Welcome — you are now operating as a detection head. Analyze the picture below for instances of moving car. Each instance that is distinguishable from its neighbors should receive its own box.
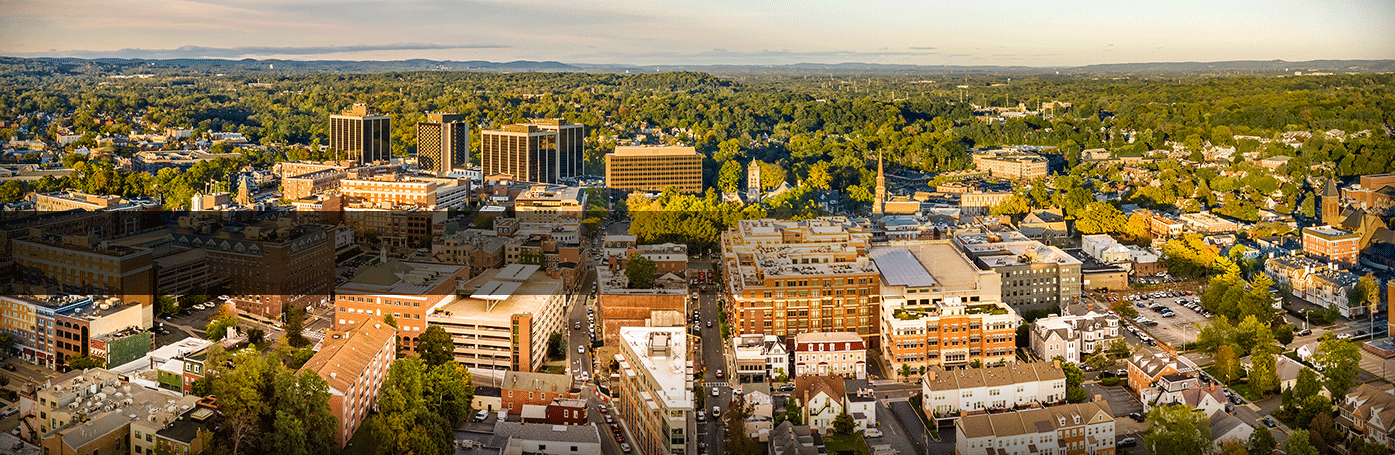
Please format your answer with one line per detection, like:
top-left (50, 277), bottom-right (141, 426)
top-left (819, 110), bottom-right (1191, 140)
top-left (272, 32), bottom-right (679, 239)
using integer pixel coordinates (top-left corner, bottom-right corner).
top-left (713, 387), bottom-right (720, 397)
top-left (621, 443), bottom-right (632, 453)
top-left (1260, 417), bottom-right (1277, 428)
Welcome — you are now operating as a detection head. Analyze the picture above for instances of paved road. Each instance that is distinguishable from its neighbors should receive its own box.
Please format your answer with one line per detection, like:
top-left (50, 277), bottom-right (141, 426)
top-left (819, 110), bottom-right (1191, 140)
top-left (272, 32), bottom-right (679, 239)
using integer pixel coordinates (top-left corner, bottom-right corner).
top-left (698, 384), bottom-right (731, 455)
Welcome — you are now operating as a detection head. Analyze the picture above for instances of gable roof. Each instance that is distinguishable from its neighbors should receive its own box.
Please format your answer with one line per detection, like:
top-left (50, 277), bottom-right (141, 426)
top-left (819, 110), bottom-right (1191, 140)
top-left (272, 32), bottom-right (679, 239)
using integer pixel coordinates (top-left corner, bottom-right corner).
top-left (794, 375), bottom-right (847, 403)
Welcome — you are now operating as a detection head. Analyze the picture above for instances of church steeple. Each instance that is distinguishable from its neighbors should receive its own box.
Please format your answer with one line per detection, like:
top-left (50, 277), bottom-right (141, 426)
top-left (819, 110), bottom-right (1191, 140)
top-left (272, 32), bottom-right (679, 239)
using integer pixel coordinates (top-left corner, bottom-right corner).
top-left (1322, 176), bottom-right (1341, 225)
top-left (873, 153), bottom-right (885, 217)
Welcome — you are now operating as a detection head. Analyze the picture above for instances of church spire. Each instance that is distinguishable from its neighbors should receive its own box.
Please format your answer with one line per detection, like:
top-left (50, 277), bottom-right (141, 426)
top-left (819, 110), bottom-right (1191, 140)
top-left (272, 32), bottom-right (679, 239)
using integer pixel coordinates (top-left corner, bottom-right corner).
top-left (873, 152), bottom-right (885, 217)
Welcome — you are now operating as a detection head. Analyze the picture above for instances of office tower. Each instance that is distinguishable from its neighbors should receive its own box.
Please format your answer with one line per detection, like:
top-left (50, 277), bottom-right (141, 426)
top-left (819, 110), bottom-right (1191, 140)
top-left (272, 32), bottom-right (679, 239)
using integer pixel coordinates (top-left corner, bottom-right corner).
top-left (330, 104), bottom-right (392, 164)
top-left (531, 118), bottom-right (585, 179)
top-left (416, 113), bottom-right (470, 177)
top-left (604, 146), bottom-right (703, 193)
top-left (480, 124), bottom-right (558, 183)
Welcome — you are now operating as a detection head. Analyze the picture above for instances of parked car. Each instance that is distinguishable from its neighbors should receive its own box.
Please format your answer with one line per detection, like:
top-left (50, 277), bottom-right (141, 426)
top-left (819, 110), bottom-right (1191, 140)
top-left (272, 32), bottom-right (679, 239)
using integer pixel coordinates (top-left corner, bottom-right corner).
top-left (713, 387), bottom-right (720, 397)
top-left (1119, 437), bottom-right (1137, 447)
top-left (1129, 412), bottom-right (1144, 422)
top-left (474, 410), bottom-right (488, 422)
top-left (0, 407), bottom-right (17, 418)
top-left (1260, 417), bottom-right (1277, 428)
top-left (864, 428), bottom-right (883, 438)
top-left (621, 443), bottom-right (633, 453)
top-left (696, 411), bottom-right (705, 421)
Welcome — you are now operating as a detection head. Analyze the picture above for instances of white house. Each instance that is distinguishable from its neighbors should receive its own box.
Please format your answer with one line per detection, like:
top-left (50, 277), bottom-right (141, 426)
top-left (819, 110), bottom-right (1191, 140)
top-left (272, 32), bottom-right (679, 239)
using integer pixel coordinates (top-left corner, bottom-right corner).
top-left (794, 375), bottom-right (846, 433)
top-left (921, 361), bottom-right (1068, 423)
top-left (1029, 311), bottom-right (1120, 364)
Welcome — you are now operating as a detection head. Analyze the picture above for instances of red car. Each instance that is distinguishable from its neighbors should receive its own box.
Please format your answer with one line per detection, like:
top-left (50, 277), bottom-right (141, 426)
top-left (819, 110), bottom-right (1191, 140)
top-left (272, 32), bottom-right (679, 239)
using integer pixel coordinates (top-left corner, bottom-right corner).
top-left (615, 433), bottom-right (625, 443)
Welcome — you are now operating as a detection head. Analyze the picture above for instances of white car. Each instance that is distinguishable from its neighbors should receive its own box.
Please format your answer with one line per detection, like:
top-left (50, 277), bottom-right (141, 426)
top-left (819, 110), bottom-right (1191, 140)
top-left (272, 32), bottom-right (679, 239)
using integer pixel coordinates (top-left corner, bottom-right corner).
top-left (864, 428), bottom-right (883, 438)
top-left (578, 346), bottom-right (587, 354)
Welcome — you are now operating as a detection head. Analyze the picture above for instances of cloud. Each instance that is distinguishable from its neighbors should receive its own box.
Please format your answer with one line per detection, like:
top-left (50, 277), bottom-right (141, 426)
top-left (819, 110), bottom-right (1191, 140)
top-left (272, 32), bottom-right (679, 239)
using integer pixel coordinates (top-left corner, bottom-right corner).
top-left (565, 47), bottom-right (942, 64)
top-left (17, 43), bottom-right (508, 59)
top-left (909, 46), bottom-right (938, 50)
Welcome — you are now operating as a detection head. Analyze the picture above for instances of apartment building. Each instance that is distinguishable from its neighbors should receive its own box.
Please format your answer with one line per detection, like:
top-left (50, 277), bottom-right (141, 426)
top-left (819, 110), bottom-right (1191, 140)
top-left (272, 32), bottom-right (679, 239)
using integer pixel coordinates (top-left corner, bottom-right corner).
top-left (11, 232), bottom-right (156, 313)
top-left (1302, 226), bottom-right (1361, 267)
top-left (605, 146), bottom-right (704, 193)
top-left (299, 319), bottom-right (398, 448)
top-left (921, 361), bottom-right (1068, 422)
top-left (793, 332), bottom-right (867, 378)
top-left (1179, 212), bottom-right (1239, 234)
top-left (1148, 214), bottom-right (1186, 239)
top-left (531, 118), bottom-right (585, 180)
top-left (872, 244), bottom-right (1014, 371)
top-left (1265, 255), bottom-right (1363, 318)
top-left (170, 218), bottom-right (333, 321)
top-left (721, 217), bottom-right (882, 347)
top-left (132, 149), bottom-right (243, 173)
top-left (334, 260), bottom-right (470, 353)
top-left (1029, 312), bottom-right (1121, 364)
top-left (481, 124), bottom-right (559, 184)
top-left (954, 231), bottom-right (1082, 311)
top-left (340, 173), bottom-right (471, 209)
top-left (954, 401), bottom-right (1116, 455)
top-left (959, 191), bottom-right (1014, 217)
top-left (416, 113), bottom-right (470, 176)
top-left (501, 371), bottom-right (576, 414)
top-left (970, 149), bottom-right (1049, 180)
top-left (0, 294), bottom-right (150, 371)
top-left (330, 104), bottom-right (392, 164)
top-left (428, 264), bottom-right (566, 373)
top-left (733, 334), bottom-right (790, 383)
top-left (615, 326), bottom-right (694, 455)
top-left (130, 403), bottom-right (218, 455)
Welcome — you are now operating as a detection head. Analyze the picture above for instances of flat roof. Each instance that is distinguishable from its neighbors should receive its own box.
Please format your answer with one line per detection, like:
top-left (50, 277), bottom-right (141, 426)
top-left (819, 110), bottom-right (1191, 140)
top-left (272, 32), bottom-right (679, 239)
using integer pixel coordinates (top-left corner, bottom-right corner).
top-left (869, 248), bottom-right (938, 288)
top-left (611, 145), bottom-right (700, 156)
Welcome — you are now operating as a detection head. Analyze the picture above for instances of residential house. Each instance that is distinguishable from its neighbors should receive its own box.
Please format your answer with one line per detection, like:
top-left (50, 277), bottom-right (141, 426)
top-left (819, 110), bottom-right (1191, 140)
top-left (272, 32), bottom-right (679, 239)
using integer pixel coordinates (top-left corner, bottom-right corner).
top-left (921, 361), bottom-right (1067, 424)
top-left (1029, 311), bottom-right (1121, 364)
top-left (1338, 383), bottom-right (1395, 450)
top-left (794, 332), bottom-right (867, 378)
top-left (954, 400), bottom-right (1116, 455)
top-left (502, 371), bottom-right (576, 415)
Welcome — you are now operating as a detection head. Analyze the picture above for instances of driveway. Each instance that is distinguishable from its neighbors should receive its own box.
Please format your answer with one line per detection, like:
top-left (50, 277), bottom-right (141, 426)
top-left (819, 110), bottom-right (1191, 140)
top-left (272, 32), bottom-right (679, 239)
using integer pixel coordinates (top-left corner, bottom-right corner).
top-left (873, 399), bottom-right (925, 455)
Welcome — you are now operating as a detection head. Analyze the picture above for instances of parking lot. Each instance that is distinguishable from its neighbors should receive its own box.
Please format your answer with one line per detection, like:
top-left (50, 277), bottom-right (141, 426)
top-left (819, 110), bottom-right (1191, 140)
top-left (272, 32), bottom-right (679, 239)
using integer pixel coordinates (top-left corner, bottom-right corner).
top-left (1114, 291), bottom-right (1211, 349)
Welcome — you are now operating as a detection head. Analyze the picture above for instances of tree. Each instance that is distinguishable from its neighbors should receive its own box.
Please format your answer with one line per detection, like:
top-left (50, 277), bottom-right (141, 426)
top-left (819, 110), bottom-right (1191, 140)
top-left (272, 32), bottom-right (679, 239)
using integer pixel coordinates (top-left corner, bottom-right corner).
top-left (1111, 299), bottom-right (1139, 320)
top-left (271, 411), bottom-right (309, 455)
top-left (778, 399), bottom-right (803, 425)
top-left (1246, 427), bottom-right (1277, 455)
top-left (718, 160), bottom-right (743, 193)
top-left (1248, 346), bottom-right (1280, 396)
top-left (283, 305), bottom-right (309, 348)
top-left (1299, 194), bottom-right (1316, 218)
top-left (425, 362), bottom-right (475, 428)
top-left (1108, 338), bottom-right (1132, 359)
top-left (548, 332), bottom-right (566, 359)
top-left (1214, 344), bottom-right (1240, 384)
top-left (67, 355), bottom-right (104, 370)
top-left (1219, 440), bottom-right (1248, 455)
top-left (1312, 334), bottom-right (1361, 397)
top-left (1057, 358), bottom-right (1088, 403)
top-left (625, 255), bottom-right (658, 289)
top-left (156, 295), bottom-right (179, 316)
top-left (1285, 429), bottom-right (1318, 455)
top-left (900, 363), bottom-right (913, 382)
top-left (1144, 404), bottom-right (1213, 455)
top-left (416, 326), bottom-right (455, 367)
top-left (247, 327), bottom-right (267, 346)
top-left (384, 314), bottom-right (398, 328)
top-left (1084, 352), bottom-right (1115, 372)
top-left (206, 317), bottom-right (239, 341)
top-left (724, 393), bottom-right (762, 455)
top-left (363, 356), bottom-right (454, 455)
top-left (1308, 411), bottom-right (1342, 455)
top-left (832, 411), bottom-right (856, 435)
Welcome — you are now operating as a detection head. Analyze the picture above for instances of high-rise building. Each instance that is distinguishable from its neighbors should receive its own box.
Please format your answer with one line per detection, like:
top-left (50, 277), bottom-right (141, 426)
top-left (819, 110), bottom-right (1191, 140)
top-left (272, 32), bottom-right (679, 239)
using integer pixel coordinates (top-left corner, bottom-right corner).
top-left (604, 146), bottom-right (703, 193)
top-left (416, 113), bottom-right (470, 176)
top-left (615, 326), bottom-right (694, 455)
top-left (330, 104), bottom-right (392, 164)
top-left (531, 118), bottom-right (585, 179)
top-left (480, 124), bottom-right (558, 183)
top-left (299, 319), bottom-right (398, 448)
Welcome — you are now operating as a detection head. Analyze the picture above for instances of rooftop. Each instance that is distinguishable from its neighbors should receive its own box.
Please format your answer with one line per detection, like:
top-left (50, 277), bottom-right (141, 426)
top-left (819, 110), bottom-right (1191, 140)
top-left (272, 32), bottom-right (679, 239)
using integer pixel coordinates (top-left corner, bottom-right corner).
top-left (618, 326), bottom-right (691, 409)
top-left (610, 145), bottom-right (700, 156)
top-left (298, 319), bottom-right (398, 394)
top-left (430, 265), bottom-right (562, 325)
top-left (492, 421), bottom-right (601, 444)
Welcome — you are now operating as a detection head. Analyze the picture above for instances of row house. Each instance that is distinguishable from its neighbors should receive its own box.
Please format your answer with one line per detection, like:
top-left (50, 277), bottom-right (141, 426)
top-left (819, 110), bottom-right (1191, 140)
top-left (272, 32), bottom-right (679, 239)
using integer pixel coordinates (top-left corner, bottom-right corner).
top-left (794, 332), bottom-right (866, 378)
top-left (1264, 255), bottom-right (1363, 318)
top-left (955, 400), bottom-right (1116, 455)
top-left (921, 361), bottom-right (1068, 423)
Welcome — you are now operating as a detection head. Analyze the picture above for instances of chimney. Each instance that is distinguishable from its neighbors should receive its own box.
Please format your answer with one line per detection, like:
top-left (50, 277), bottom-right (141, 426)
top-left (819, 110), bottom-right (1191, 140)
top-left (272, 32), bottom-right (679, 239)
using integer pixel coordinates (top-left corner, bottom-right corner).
top-left (1052, 359), bottom-right (1060, 369)
top-left (1094, 394), bottom-right (1104, 402)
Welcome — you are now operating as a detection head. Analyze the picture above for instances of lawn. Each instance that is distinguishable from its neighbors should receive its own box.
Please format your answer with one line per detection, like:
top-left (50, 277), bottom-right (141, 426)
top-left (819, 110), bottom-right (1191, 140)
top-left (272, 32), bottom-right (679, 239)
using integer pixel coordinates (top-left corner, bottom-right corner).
top-left (823, 433), bottom-right (871, 455)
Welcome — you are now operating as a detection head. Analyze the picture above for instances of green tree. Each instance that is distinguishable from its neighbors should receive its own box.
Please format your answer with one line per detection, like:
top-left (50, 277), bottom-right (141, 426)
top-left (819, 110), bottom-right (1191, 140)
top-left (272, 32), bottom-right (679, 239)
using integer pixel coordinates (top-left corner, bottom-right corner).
top-left (1145, 404), bottom-right (1213, 455)
top-left (416, 326), bottom-right (455, 367)
top-left (362, 356), bottom-right (465, 455)
top-left (832, 411), bottom-right (856, 435)
top-left (548, 332), bottom-right (566, 359)
top-left (156, 295), bottom-right (179, 316)
top-left (718, 160), bottom-right (743, 193)
top-left (271, 411), bottom-right (309, 455)
top-left (1246, 427), bottom-right (1277, 455)
top-left (1248, 346), bottom-right (1279, 396)
top-left (283, 305), bottom-right (309, 348)
top-left (724, 393), bottom-right (762, 455)
top-left (383, 314), bottom-right (398, 328)
top-left (1056, 357), bottom-right (1087, 402)
top-left (625, 255), bottom-right (658, 289)
top-left (1312, 334), bottom-right (1361, 397)
top-left (1084, 352), bottom-right (1115, 372)
top-left (67, 355), bottom-right (105, 370)
top-left (425, 362), bottom-right (475, 428)
top-left (206, 317), bottom-right (239, 341)
top-left (1108, 338), bottom-right (1132, 359)
top-left (1285, 429), bottom-right (1318, 455)
top-left (1298, 194), bottom-right (1316, 218)
top-left (1214, 344), bottom-right (1239, 384)
top-left (778, 399), bottom-right (803, 425)
top-left (1307, 411), bottom-right (1342, 455)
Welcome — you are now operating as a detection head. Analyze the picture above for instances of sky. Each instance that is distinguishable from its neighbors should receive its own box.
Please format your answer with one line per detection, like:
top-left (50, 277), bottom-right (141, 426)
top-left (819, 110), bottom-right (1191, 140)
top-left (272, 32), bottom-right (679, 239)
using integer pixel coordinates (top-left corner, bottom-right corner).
top-left (2, 0), bottom-right (1393, 66)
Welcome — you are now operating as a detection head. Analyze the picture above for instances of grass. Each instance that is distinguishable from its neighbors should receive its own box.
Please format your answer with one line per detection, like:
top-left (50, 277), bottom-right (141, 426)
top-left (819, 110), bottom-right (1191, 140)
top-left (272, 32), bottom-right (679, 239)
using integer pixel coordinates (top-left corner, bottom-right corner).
top-left (823, 433), bottom-right (871, 455)
top-left (965, 305), bottom-right (1008, 315)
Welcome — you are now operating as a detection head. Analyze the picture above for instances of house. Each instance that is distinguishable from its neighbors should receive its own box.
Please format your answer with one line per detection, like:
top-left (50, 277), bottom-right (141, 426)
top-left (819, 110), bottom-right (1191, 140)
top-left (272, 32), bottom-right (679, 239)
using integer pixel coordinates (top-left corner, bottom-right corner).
top-left (769, 421), bottom-right (821, 455)
top-left (793, 375), bottom-right (846, 434)
top-left (1275, 354), bottom-right (1328, 397)
top-left (490, 421), bottom-right (603, 455)
top-left (1140, 374), bottom-right (1225, 416)
top-left (1296, 341), bottom-right (1321, 362)
top-left (1126, 349), bottom-right (1198, 395)
top-left (1030, 311), bottom-right (1121, 364)
top-left (1210, 411), bottom-right (1255, 449)
top-left (741, 384), bottom-right (775, 441)
top-left (844, 378), bottom-right (878, 432)
top-left (1337, 383), bottom-right (1395, 450)
top-left (1019, 209), bottom-right (1070, 245)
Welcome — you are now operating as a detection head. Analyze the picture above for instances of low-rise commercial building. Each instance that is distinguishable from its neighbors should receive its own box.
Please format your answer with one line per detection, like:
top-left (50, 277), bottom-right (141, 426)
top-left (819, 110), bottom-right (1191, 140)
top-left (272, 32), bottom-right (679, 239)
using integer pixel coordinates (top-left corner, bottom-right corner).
top-left (334, 260), bottom-right (471, 354)
top-left (24, 368), bottom-right (208, 455)
top-left (733, 334), bottom-right (790, 383)
top-left (1179, 212), bottom-right (1239, 234)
